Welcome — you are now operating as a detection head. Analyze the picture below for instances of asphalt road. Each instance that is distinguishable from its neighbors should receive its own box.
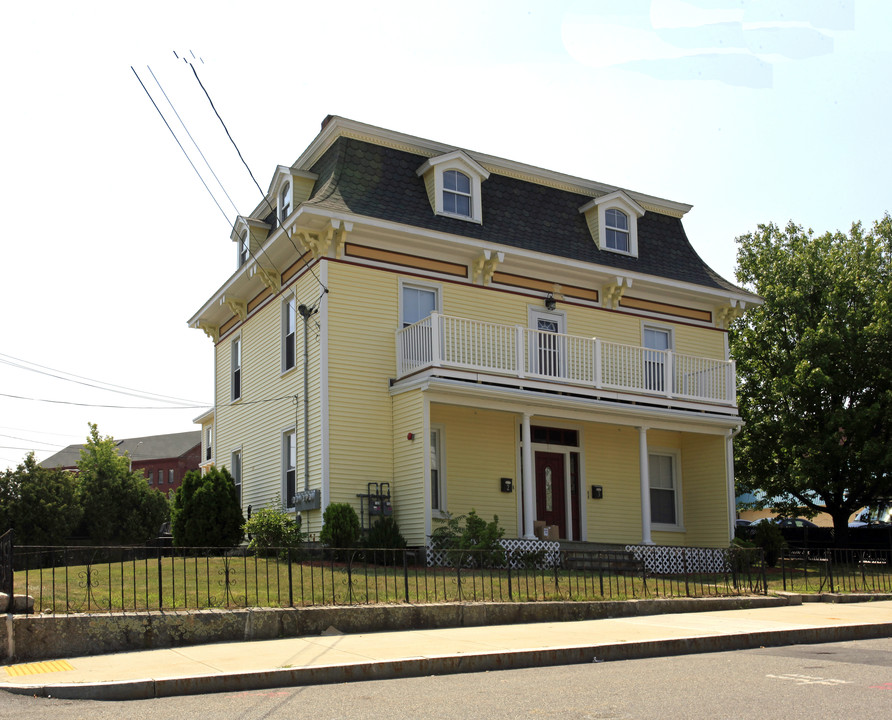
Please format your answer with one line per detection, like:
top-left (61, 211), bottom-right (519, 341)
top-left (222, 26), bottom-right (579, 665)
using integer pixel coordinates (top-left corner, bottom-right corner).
top-left (2, 638), bottom-right (890, 719)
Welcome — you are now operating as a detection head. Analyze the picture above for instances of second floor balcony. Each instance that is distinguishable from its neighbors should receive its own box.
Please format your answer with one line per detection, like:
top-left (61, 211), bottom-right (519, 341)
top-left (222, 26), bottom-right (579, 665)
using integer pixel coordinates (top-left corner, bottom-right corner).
top-left (396, 313), bottom-right (736, 408)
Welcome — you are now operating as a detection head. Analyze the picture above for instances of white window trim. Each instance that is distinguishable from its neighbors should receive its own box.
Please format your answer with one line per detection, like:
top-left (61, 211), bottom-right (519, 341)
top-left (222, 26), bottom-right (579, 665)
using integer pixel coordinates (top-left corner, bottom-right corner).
top-left (230, 334), bottom-right (242, 403)
top-left (282, 428), bottom-right (297, 510)
top-left (416, 150), bottom-right (489, 224)
top-left (230, 448), bottom-right (242, 506)
top-left (641, 322), bottom-right (674, 350)
top-left (237, 229), bottom-right (249, 268)
top-left (580, 190), bottom-right (645, 258)
top-left (430, 424), bottom-right (447, 518)
top-left (282, 294), bottom-right (297, 375)
top-left (279, 181), bottom-right (292, 221)
top-left (649, 448), bottom-right (684, 532)
top-left (399, 278), bottom-right (442, 328)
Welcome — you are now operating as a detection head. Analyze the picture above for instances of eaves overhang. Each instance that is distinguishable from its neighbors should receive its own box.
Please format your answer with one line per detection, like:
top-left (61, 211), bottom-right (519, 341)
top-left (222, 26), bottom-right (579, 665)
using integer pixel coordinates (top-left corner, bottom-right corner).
top-left (393, 375), bottom-right (743, 435)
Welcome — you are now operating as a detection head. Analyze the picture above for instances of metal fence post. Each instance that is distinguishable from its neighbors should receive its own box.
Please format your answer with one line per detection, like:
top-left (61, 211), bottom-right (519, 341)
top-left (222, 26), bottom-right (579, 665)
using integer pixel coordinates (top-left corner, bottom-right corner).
top-left (403, 549), bottom-right (410, 603)
top-left (157, 545), bottom-right (163, 611)
top-left (0, 530), bottom-right (13, 602)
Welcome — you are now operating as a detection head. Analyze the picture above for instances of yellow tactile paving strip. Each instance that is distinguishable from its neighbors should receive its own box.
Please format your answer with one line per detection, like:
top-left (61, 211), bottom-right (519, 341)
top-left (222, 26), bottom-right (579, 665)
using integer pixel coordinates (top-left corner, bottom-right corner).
top-left (3, 660), bottom-right (74, 677)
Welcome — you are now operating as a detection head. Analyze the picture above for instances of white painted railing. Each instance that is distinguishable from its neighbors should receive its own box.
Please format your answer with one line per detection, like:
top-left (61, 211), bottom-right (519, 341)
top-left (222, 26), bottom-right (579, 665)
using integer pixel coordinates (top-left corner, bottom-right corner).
top-left (396, 313), bottom-right (736, 405)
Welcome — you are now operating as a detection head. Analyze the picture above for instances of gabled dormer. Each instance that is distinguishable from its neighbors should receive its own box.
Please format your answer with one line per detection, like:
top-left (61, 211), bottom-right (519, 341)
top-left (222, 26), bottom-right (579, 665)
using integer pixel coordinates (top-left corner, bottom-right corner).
top-left (231, 216), bottom-right (271, 269)
top-left (579, 190), bottom-right (646, 258)
top-left (269, 166), bottom-right (318, 225)
top-left (416, 150), bottom-right (490, 224)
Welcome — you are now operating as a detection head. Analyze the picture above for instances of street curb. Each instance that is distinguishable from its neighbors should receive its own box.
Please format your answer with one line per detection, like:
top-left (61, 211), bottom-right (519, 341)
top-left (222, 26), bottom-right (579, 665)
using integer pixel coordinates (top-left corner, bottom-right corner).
top-left (6, 620), bottom-right (892, 701)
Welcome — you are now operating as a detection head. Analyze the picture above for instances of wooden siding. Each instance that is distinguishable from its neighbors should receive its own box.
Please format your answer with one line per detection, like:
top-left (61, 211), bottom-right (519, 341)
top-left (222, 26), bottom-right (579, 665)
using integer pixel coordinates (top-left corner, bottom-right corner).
top-left (392, 390), bottom-right (426, 545)
top-left (677, 433), bottom-right (729, 546)
top-left (325, 262), bottom-right (397, 514)
top-left (430, 404), bottom-right (519, 538)
top-left (213, 270), bottom-right (324, 535)
top-left (583, 425), bottom-right (642, 545)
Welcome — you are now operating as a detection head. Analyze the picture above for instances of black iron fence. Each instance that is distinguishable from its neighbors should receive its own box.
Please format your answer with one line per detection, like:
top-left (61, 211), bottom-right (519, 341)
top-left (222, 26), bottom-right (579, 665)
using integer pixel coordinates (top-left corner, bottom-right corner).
top-left (776, 548), bottom-right (892, 594)
top-left (3, 543), bottom-right (772, 614)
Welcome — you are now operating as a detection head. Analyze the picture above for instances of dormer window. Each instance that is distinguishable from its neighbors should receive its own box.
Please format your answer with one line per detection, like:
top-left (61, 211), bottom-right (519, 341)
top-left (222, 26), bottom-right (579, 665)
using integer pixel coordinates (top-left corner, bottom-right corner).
top-left (417, 150), bottom-right (489, 224)
top-left (238, 230), bottom-right (249, 267)
top-left (579, 190), bottom-right (646, 258)
top-left (605, 208), bottom-right (630, 252)
top-left (279, 181), bottom-right (292, 221)
top-left (443, 170), bottom-right (471, 217)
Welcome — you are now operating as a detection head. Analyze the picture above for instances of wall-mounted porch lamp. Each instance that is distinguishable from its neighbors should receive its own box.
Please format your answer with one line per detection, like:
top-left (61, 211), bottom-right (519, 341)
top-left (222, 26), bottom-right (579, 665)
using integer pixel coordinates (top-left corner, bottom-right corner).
top-left (544, 292), bottom-right (556, 311)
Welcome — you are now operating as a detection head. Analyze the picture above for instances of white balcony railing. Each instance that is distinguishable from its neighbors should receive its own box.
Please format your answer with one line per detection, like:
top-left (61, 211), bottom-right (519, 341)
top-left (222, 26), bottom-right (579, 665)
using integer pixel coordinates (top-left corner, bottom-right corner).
top-left (397, 313), bottom-right (736, 406)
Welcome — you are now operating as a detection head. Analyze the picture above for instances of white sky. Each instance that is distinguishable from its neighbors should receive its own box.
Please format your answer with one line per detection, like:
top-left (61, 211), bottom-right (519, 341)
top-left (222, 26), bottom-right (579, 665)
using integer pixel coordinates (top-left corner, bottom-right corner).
top-left (1, 0), bottom-right (889, 470)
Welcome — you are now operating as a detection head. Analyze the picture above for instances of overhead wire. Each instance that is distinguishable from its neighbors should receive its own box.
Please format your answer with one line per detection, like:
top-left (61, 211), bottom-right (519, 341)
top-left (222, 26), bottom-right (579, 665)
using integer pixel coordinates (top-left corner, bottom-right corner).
top-left (132, 64), bottom-right (281, 277)
top-left (0, 352), bottom-right (209, 406)
top-left (180, 54), bottom-right (328, 295)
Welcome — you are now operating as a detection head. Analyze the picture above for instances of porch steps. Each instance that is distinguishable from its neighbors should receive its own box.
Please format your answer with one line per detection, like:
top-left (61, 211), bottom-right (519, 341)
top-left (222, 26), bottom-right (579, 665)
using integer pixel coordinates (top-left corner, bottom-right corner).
top-left (559, 541), bottom-right (643, 574)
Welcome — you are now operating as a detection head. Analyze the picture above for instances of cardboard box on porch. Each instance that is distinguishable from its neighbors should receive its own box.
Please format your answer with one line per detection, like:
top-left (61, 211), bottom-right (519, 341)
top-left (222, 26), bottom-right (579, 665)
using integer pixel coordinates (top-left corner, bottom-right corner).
top-left (542, 524), bottom-right (560, 540)
top-left (533, 521), bottom-right (546, 539)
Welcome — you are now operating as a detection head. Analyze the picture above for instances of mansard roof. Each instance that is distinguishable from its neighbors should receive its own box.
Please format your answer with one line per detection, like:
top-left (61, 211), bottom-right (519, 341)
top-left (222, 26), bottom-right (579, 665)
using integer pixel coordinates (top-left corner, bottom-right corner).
top-left (300, 134), bottom-right (740, 293)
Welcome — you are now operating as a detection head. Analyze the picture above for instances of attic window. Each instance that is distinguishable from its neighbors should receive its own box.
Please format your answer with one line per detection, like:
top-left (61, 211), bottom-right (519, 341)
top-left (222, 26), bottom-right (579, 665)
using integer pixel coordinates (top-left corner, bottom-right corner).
top-left (605, 209), bottom-right (630, 252)
top-left (238, 230), bottom-right (249, 267)
top-left (279, 182), bottom-right (292, 221)
top-left (416, 150), bottom-right (489, 225)
top-left (443, 170), bottom-right (471, 217)
top-left (579, 190), bottom-right (645, 259)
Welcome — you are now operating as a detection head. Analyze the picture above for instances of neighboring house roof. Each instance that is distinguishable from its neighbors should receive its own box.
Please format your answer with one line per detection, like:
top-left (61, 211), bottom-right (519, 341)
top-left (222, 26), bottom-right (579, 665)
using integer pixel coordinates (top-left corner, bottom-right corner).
top-left (40, 431), bottom-right (202, 470)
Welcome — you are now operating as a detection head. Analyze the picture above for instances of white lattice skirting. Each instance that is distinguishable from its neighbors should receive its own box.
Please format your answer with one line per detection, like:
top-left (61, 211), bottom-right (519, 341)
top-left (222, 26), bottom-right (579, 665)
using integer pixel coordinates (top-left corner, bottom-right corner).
top-left (426, 538), bottom-right (561, 569)
top-left (625, 545), bottom-right (731, 574)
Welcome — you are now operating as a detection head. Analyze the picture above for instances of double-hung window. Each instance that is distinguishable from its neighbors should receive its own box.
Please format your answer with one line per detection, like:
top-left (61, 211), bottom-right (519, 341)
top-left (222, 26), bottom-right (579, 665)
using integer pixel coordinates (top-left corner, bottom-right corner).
top-left (279, 182), bottom-right (292, 221)
top-left (442, 170), bottom-right (471, 217)
top-left (231, 450), bottom-right (242, 507)
top-left (401, 284), bottom-right (438, 327)
top-left (238, 230), bottom-right (249, 267)
top-left (283, 431), bottom-right (296, 508)
top-left (283, 297), bottom-right (296, 372)
top-left (231, 337), bottom-right (242, 401)
top-left (430, 426), bottom-right (445, 512)
top-left (649, 453), bottom-right (680, 527)
top-left (205, 427), bottom-right (213, 461)
top-left (605, 208), bottom-right (630, 252)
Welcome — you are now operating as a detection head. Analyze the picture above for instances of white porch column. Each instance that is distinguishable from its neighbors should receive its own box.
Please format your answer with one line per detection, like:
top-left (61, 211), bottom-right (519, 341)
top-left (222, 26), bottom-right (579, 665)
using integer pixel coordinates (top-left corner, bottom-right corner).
top-left (726, 427), bottom-right (739, 543)
top-left (521, 413), bottom-right (535, 539)
top-left (638, 426), bottom-right (653, 545)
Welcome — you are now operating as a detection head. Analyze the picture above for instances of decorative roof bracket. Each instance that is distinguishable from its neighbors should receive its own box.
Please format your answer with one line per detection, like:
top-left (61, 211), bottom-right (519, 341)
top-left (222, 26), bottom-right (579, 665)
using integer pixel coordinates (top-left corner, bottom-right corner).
top-left (716, 299), bottom-right (746, 329)
top-left (250, 266), bottom-right (281, 294)
top-left (472, 249), bottom-right (505, 285)
top-left (197, 321), bottom-right (220, 342)
top-left (221, 295), bottom-right (247, 321)
top-left (603, 276), bottom-right (633, 309)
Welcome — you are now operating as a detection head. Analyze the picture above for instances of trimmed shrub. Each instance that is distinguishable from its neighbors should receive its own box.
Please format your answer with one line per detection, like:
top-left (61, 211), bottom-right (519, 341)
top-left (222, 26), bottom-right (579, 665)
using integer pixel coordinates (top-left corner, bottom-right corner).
top-left (319, 502), bottom-right (360, 549)
top-left (244, 504), bottom-right (304, 557)
top-left (171, 467), bottom-right (244, 548)
top-left (364, 516), bottom-right (407, 549)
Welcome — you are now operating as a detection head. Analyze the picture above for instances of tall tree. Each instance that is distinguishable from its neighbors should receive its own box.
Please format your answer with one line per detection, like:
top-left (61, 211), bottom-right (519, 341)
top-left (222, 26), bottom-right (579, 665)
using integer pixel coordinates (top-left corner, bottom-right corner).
top-left (76, 424), bottom-right (169, 544)
top-left (0, 453), bottom-right (82, 544)
top-left (731, 216), bottom-right (892, 545)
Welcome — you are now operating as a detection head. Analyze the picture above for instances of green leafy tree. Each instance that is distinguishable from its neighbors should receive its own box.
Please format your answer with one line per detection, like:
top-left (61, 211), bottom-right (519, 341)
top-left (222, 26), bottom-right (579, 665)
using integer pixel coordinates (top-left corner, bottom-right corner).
top-left (76, 424), bottom-right (169, 544)
top-left (171, 467), bottom-right (244, 548)
top-left (0, 453), bottom-right (82, 544)
top-left (730, 217), bottom-right (892, 546)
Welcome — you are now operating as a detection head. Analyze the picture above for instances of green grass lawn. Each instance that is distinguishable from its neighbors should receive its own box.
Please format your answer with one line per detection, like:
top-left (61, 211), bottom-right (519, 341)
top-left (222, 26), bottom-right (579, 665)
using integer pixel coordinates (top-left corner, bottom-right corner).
top-left (12, 553), bottom-right (761, 614)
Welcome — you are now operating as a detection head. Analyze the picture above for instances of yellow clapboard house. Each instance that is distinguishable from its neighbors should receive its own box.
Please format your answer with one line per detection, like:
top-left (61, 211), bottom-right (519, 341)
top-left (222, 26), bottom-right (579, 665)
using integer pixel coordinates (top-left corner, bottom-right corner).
top-left (189, 116), bottom-right (760, 549)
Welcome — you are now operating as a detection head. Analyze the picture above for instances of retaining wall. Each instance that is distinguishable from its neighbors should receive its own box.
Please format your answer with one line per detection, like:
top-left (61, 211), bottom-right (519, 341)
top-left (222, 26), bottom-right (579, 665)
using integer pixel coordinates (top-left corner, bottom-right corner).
top-left (1, 596), bottom-right (792, 662)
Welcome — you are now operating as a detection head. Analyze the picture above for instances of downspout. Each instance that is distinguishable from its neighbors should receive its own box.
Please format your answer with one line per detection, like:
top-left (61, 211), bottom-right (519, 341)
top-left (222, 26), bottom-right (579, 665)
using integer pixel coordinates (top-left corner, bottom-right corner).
top-left (298, 303), bottom-right (317, 492)
top-left (727, 425), bottom-right (742, 542)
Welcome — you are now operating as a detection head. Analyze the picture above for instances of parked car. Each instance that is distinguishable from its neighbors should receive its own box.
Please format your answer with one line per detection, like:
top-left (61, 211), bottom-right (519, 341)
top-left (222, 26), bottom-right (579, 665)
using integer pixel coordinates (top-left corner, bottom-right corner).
top-left (735, 519), bottom-right (752, 528)
top-left (776, 517), bottom-right (818, 529)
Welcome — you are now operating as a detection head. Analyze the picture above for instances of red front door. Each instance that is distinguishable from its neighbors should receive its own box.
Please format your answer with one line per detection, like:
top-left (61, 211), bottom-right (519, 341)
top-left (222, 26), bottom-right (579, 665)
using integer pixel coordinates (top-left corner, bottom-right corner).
top-left (535, 452), bottom-right (566, 539)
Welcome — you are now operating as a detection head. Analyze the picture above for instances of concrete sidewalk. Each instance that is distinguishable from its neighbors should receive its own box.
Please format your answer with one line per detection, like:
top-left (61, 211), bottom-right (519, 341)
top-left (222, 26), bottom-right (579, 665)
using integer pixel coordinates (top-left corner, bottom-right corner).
top-left (2, 598), bottom-right (891, 701)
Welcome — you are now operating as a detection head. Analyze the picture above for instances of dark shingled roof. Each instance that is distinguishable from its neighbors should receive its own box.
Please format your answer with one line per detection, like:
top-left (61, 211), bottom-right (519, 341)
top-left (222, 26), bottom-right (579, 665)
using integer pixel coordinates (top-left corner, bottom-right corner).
top-left (40, 431), bottom-right (201, 470)
top-left (305, 137), bottom-right (740, 293)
